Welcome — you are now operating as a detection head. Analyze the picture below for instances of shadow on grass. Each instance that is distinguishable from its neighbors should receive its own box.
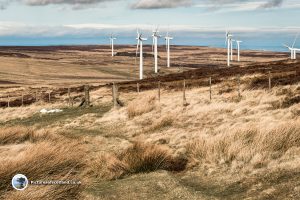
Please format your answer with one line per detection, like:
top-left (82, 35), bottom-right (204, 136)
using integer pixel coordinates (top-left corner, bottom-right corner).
top-left (1, 103), bottom-right (112, 128)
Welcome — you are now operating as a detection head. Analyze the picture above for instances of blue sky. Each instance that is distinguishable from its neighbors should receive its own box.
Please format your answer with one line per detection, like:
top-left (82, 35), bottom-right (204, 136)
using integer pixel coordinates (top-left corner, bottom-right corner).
top-left (0, 0), bottom-right (299, 48)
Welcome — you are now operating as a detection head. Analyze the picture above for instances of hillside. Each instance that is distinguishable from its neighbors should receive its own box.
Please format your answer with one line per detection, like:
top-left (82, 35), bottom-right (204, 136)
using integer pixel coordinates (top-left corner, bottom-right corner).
top-left (0, 55), bottom-right (299, 199)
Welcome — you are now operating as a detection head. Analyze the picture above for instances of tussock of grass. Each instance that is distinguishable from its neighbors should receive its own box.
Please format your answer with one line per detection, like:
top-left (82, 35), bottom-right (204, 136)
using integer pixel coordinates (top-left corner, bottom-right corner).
top-left (0, 129), bottom-right (86, 199)
top-left (187, 122), bottom-right (300, 167)
top-left (146, 115), bottom-right (175, 133)
top-left (0, 126), bottom-right (57, 145)
top-left (270, 95), bottom-right (300, 109)
top-left (91, 142), bottom-right (187, 180)
top-left (127, 96), bottom-right (156, 118)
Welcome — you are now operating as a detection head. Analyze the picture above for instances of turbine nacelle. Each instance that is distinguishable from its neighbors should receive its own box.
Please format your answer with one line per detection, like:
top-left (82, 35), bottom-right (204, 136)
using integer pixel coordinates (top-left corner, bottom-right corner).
top-left (165, 36), bottom-right (174, 40)
top-left (136, 33), bottom-right (147, 42)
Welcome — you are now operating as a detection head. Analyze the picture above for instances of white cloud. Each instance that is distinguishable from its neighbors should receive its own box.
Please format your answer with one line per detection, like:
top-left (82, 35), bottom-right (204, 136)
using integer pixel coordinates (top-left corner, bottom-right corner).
top-left (0, 21), bottom-right (300, 37)
top-left (0, 0), bottom-right (117, 10)
top-left (131, 0), bottom-right (192, 9)
top-left (194, 0), bottom-right (300, 12)
top-left (130, 0), bottom-right (290, 10)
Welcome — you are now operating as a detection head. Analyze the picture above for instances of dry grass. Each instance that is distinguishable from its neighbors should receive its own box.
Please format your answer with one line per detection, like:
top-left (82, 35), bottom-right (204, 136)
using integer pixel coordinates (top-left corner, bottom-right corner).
top-left (0, 127), bottom-right (86, 199)
top-left (187, 122), bottom-right (300, 169)
top-left (89, 142), bottom-right (187, 180)
top-left (127, 95), bottom-right (156, 118)
top-left (145, 114), bottom-right (175, 133)
top-left (270, 95), bottom-right (300, 109)
top-left (0, 126), bottom-right (58, 145)
top-left (0, 72), bottom-right (299, 199)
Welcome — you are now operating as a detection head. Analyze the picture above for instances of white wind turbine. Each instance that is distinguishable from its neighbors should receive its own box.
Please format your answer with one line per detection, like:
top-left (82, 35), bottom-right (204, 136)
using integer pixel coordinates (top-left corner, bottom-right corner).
top-left (152, 27), bottom-right (161, 73)
top-left (109, 34), bottom-right (117, 57)
top-left (136, 30), bottom-right (147, 80)
top-left (225, 31), bottom-right (233, 66)
top-left (230, 39), bottom-right (234, 61)
top-left (236, 40), bottom-right (242, 62)
top-left (165, 31), bottom-right (173, 68)
top-left (283, 33), bottom-right (299, 60)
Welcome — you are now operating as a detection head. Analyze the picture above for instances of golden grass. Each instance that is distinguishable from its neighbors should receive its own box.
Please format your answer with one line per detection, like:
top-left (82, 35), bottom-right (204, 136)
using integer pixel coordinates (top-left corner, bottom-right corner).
top-left (145, 114), bottom-right (175, 133)
top-left (0, 127), bottom-right (86, 199)
top-left (187, 122), bottom-right (300, 169)
top-left (0, 74), bottom-right (299, 199)
top-left (0, 126), bottom-right (58, 145)
top-left (89, 142), bottom-right (187, 180)
top-left (127, 95), bottom-right (156, 118)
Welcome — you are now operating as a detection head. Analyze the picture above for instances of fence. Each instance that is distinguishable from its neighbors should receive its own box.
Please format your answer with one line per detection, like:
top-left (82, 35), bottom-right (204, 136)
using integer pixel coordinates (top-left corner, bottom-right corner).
top-left (0, 70), bottom-right (298, 108)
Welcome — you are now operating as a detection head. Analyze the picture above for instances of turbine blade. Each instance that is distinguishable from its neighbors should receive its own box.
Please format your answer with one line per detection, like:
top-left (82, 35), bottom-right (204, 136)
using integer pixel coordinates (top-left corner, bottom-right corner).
top-left (283, 43), bottom-right (291, 49)
top-left (292, 33), bottom-right (299, 48)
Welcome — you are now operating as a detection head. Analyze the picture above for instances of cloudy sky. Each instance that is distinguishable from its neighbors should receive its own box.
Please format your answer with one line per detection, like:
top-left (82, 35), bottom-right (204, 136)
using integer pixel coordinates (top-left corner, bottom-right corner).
top-left (0, 0), bottom-right (299, 41)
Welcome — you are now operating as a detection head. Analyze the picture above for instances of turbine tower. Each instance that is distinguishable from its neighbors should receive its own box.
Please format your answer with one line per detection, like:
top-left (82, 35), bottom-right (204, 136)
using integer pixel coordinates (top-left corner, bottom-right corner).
top-left (283, 33), bottom-right (299, 60)
top-left (110, 34), bottom-right (117, 57)
top-left (231, 39), bottom-right (234, 61)
top-left (165, 32), bottom-right (173, 68)
top-left (226, 31), bottom-right (233, 67)
top-left (152, 27), bottom-right (161, 73)
top-left (136, 30), bottom-right (147, 80)
top-left (236, 40), bottom-right (242, 62)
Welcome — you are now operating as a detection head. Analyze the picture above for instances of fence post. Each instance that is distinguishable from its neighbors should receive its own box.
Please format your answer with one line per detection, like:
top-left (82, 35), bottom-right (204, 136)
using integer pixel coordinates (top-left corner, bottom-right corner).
top-left (112, 82), bottom-right (118, 107)
top-left (183, 79), bottom-right (187, 106)
top-left (268, 71), bottom-right (272, 91)
top-left (48, 92), bottom-right (51, 103)
top-left (158, 81), bottom-right (161, 101)
top-left (137, 83), bottom-right (140, 94)
top-left (238, 74), bottom-right (241, 98)
top-left (209, 77), bottom-right (212, 101)
top-left (35, 91), bottom-right (38, 102)
top-left (84, 85), bottom-right (90, 107)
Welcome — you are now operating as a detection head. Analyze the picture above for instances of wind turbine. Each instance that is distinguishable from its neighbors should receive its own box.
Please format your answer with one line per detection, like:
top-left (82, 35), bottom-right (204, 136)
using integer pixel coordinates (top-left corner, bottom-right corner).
top-left (165, 31), bottom-right (173, 68)
top-left (110, 34), bottom-right (117, 57)
top-left (225, 31), bottom-right (233, 66)
top-left (283, 33), bottom-right (299, 60)
top-left (236, 40), bottom-right (242, 62)
top-left (136, 30), bottom-right (147, 80)
top-left (231, 39), bottom-right (234, 61)
top-left (152, 27), bottom-right (161, 73)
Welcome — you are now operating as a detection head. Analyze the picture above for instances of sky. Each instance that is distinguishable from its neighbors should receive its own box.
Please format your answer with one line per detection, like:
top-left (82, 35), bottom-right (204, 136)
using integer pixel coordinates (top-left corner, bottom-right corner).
top-left (0, 0), bottom-right (299, 49)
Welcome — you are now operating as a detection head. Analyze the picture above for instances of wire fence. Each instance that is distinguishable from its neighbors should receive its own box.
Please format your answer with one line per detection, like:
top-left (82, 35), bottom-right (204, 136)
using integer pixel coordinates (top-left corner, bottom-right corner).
top-left (0, 70), bottom-right (299, 108)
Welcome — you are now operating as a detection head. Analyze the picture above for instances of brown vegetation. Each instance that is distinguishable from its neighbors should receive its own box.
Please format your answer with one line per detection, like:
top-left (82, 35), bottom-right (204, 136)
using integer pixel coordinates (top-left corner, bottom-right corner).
top-left (0, 126), bottom-right (57, 145)
top-left (0, 46), bottom-right (299, 199)
top-left (90, 142), bottom-right (187, 180)
top-left (0, 127), bottom-right (86, 200)
top-left (127, 95), bottom-right (156, 118)
top-left (187, 122), bottom-right (300, 168)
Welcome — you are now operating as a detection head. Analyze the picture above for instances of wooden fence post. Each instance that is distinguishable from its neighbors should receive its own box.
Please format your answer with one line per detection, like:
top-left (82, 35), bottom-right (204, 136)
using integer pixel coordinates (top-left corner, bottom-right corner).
top-left (268, 71), bottom-right (272, 91)
top-left (183, 79), bottom-right (187, 106)
top-left (137, 83), bottom-right (140, 94)
top-left (158, 81), bottom-right (161, 101)
top-left (209, 77), bottom-right (212, 101)
top-left (85, 85), bottom-right (90, 107)
top-left (112, 82), bottom-right (118, 107)
top-left (48, 92), bottom-right (51, 103)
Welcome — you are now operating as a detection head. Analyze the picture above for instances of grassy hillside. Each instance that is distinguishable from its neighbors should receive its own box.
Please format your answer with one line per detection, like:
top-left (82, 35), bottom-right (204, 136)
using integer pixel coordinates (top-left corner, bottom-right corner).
top-left (0, 70), bottom-right (299, 199)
